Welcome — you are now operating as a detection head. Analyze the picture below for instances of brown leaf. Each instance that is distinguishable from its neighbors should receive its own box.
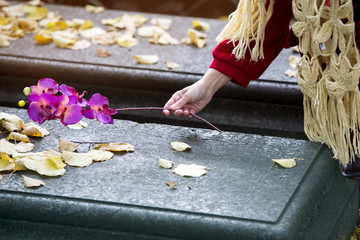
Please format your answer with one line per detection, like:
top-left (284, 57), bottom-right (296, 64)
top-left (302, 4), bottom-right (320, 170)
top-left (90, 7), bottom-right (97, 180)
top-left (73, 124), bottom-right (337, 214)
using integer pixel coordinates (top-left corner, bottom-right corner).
top-left (7, 132), bottom-right (31, 143)
top-left (22, 175), bottom-right (46, 188)
top-left (58, 138), bottom-right (79, 152)
top-left (96, 48), bottom-right (111, 57)
top-left (0, 112), bottom-right (25, 132)
top-left (166, 181), bottom-right (177, 189)
top-left (21, 122), bottom-right (49, 137)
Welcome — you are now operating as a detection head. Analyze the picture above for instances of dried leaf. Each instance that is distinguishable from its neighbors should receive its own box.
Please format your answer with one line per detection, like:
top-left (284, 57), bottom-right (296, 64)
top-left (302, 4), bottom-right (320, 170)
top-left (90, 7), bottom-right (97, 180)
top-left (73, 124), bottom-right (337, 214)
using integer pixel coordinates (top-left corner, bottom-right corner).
top-left (188, 29), bottom-right (206, 48)
top-left (0, 34), bottom-right (10, 47)
top-left (52, 30), bottom-right (77, 48)
top-left (171, 142), bottom-right (191, 152)
top-left (116, 34), bottom-right (139, 48)
top-left (292, 46), bottom-right (300, 53)
top-left (285, 69), bottom-right (297, 78)
top-left (272, 158), bottom-right (297, 168)
top-left (150, 32), bottom-right (178, 45)
top-left (34, 29), bottom-right (52, 44)
top-left (87, 150), bottom-right (114, 162)
top-left (166, 61), bottom-right (179, 69)
top-left (79, 20), bottom-right (93, 31)
top-left (193, 20), bottom-right (210, 31)
top-left (133, 55), bottom-right (158, 65)
top-left (166, 181), bottom-right (176, 189)
top-left (0, 138), bottom-right (17, 155)
top-left (0, 112), bottom-right (25, 132)
top-left (70, 39), bottom-right (91, 50)
top-left (27, 0), bottom-right (43, 6)
top-left (3, 4), bottom-right (24, 17)
top-left (21, 122), bottom-right (49, 137)
top-left (138, 25), bottom-right (165, 38)
top-left (18, 151), bottom-right (66, 176)
top-left (22, 175), bottom-right (46, 188)
top-left (18, 18), bottom-right (38, 33)
top-left (58, 138), bottom-right (79, 152)
top-left (130, 14), bottom-right (148, 27)
top-left (15, 141), bottom-right (35, 153)
top-left (173, 164), bottom-right (207, 177)
top-left (94, 142), bottom-right (134, 152)
top-left (158, 158), bottom-right (173, 169)
top-left (288, 55), bottom-right (300, 68)
top-left (151, 18), bottom-right (172, 30)
top-left (0, 152), bottom-right (15, 171)
top-left (0, 0), bottom-right (9, 7)
top-left (27, 7), bottom-right (48, 21)
top-left (85, 5), bottom-right (104, 13)
top-left (92, 33), bottom-right (116, 45)
top-left (62, 151), bottom-right (93, 167)
top-left (80, 27), bottom-right (106, 39)
top-left (8, 132), bottom-right (31, 143)
top-left (45, 20), bottom-right (69, 31)
top-left (96, 48), bottom-right (111, 57)
top-left (67, 120), bottom-right (88, 129)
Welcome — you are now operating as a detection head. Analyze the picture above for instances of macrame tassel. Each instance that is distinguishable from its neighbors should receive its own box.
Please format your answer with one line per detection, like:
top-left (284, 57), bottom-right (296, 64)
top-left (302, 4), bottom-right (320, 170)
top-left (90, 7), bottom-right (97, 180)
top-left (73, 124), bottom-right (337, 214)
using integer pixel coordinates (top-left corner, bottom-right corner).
top-left (216, 0), bottom-right (274, 61)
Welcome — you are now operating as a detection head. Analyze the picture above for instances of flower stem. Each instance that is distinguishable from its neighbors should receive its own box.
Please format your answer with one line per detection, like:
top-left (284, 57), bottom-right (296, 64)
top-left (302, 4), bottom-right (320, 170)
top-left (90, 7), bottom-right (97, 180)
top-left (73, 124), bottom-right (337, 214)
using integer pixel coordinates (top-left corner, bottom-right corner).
top-left (115, 107), bottom-right (221, 132)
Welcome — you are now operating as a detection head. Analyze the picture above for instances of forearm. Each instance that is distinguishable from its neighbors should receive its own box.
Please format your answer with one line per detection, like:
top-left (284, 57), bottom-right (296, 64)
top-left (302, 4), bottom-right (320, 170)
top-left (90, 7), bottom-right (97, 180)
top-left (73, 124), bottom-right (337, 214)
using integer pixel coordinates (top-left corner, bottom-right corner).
top-left (198, 68), bottom-right (231, 96)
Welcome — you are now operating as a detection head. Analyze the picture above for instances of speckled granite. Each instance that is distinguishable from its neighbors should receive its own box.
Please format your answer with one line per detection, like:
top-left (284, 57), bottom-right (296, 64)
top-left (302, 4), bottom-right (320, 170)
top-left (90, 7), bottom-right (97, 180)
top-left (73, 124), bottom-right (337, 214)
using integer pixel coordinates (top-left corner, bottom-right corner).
top-left (0, 106), bottom-right (357, 240)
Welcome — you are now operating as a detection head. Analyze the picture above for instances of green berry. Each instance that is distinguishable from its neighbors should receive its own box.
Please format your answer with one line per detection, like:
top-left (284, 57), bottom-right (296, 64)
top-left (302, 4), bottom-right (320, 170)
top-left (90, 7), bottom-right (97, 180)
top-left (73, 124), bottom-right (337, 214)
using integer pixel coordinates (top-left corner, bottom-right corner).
top-left (18, 100), bottom-right (26, 107)
top-left (23, 87), bottom-right (31, 96)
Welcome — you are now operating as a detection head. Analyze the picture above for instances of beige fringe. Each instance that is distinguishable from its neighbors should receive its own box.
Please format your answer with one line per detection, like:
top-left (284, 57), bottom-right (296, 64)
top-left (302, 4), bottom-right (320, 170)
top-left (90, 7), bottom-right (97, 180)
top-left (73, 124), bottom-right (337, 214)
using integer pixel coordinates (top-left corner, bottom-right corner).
top-left (293, 0), bottom-right (360, 165)
top-left (216, 0), bottom-right (274, 61)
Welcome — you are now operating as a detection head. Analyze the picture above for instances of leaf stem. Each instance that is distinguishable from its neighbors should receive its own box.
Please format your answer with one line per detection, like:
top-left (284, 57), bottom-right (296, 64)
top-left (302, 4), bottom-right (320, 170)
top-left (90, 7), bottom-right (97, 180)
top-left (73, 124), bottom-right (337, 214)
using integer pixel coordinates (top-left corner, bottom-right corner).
top-left (115, 107), bottom-right (221, 132)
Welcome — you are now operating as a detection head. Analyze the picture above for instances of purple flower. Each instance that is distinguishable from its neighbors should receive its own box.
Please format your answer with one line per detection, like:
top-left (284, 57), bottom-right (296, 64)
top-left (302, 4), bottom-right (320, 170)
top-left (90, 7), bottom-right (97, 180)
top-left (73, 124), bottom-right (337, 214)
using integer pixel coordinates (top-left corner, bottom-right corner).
top-left (28, 93), bottom-right (58, 124)
top-left (54, 95), bottom-right (83, 126)
top-left (59, 84), bottom-right (88, 107)
top-left (30, 78), bottom-right (59, 96)
top-left (83, 93), bottom-right (116, 124)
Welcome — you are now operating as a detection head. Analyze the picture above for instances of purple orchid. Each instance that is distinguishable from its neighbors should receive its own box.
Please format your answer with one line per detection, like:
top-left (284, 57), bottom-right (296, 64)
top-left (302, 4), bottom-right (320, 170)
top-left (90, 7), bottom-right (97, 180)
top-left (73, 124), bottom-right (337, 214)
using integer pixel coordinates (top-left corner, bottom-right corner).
top-left (30, 78), bottom-right (59, 96)
top-left (54, 95), bottom-right (83, 126)
top-left (28, 93), bottom-right (58, 124)
top-left (83, 93), bottom-right (116, 124)
top-left (59, 84), bottom-right (88, 107)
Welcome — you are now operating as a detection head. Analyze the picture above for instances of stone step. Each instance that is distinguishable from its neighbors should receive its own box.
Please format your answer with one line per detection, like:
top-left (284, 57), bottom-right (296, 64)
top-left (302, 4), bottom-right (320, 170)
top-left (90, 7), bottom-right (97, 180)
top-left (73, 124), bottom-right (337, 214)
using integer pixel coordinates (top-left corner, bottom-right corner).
top-left (0, 106), bottom-right (358, 239)
top-left (0, 1), bottom-right (304, 136)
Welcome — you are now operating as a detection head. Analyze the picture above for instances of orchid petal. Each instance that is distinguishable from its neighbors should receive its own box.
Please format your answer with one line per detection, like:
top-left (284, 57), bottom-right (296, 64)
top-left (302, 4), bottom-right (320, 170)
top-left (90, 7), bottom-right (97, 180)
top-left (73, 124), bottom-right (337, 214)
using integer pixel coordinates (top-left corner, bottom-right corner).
top-left (60, 84), bottom-right (77, 96)
top-left (83, 108), bottom-right (96, 119)
top-left (89, 93), bottom-right (109, 108)
top-left (95, 112), bottom-right (113, 124)
top-left (61, 104), bottom-right (83, 125)
top-left (54, 95), bottom-right (69, 117)
top-left (28, 102), bottom-right (46, 124)
top-left (28, 94), bottom-right (39, 103)
top-left (37, 78), bottom-right (59, 94)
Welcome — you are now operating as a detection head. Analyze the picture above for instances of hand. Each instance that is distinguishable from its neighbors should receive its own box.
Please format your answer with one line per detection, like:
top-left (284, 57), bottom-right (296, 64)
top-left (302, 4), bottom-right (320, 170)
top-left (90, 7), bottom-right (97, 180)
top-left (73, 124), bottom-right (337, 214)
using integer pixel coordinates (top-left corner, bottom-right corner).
top-left (163, 69), bottom-right (231, 117)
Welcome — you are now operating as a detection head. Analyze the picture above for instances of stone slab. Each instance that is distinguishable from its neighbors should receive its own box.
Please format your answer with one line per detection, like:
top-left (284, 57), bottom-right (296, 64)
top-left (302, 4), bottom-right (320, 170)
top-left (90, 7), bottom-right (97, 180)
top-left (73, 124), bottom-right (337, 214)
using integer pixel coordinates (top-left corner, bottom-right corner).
top-left (0, 106), bottom-right (357, 239)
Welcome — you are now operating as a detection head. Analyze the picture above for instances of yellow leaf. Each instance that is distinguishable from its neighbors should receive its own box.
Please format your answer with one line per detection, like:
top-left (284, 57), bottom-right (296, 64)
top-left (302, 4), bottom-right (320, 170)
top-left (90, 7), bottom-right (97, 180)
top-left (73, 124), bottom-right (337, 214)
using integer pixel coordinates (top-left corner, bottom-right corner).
top-left (0, 16), bottom-right (10, 25)
top-left (94, 142), bottom-right (134, 152)
top-left (0, 139), bottom-right (17, 155)
top-left (272, 158), bottom-right (297, 168)
top-left (288, 55), bottom-right (300, 68)
top-left (34, 29), bottom-right (52, 44)
top-left (170, 142), bottom-right (191, 152)
top-left (158, 158), bottom-right (173, 169)
top-left (80, 27), bottom-right (106, 39)
top-left (116, 35), bottom-right (139, 48)
top-left (79, 20), bottom-right (93, 31)
top-left (3, 4), bottom-right (24, 17)
top-left (21, 122), bottom-right (49, 137)
top-left (133, 55), bottom-right (158, 65)
top-left (138, 25), bottom-right (165, 38)
top-left (173, 164), bottom-right (207, 177)
top-left (67, 120), bottom-right (88, 129)
top-left (87, 150), bottom-right (114, 162)
top-left (58, 138), bottom-right (79, 152)
top-left (0, 34), bottom-right (10, 47)
top-left (8, 132), bottom-right (31, 143)
top-left (188, 29), bottom-right (207, 48)
top-left (193, 20), bottom-right (210, 31)
top-left (52, 30), bottom-right (77, 48)
top-left (0, 152), bottom-right (15, 171)
top-left (18, 19), bottom-right (38, 33)
top-left (85, 5), bottom-right (104, 13)
top-left (151, 18), bottom-right (172, 30)
top-left (166, 61), bottom-right (179, 69)
top-left (45, 20), bottom-right (69, 31)
top-left (62, 151), bottom-right (93, 167)
top-left (22, 175), bottom-right (46, 188)
top-left (46, 154), bottom-right (66, 169)
top-left (27, 7), bottom-right (48, 21)
top-left (15, 141), bottom-right (35, 153)
top-left (0, 112), bottom-right (25, 132)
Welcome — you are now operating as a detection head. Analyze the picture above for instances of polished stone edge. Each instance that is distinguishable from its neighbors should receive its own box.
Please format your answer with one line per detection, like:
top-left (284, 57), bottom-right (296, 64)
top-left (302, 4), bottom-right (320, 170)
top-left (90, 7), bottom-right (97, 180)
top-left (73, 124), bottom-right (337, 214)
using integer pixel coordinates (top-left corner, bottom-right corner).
top-left (0, 146), bottom-right (357, 240)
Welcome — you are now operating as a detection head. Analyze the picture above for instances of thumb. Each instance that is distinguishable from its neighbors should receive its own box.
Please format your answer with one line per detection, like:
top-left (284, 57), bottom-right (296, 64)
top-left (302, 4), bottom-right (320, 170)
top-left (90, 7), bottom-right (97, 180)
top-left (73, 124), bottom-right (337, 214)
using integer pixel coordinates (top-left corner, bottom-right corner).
top-left (170, 94), bottom-right (190, 111)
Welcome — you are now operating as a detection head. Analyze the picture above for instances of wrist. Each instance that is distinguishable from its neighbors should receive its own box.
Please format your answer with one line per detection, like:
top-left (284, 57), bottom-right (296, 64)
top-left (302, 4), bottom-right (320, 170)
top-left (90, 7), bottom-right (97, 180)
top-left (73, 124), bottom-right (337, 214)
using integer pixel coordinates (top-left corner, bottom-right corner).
top-left (199, 68), bottom-right (231, 95)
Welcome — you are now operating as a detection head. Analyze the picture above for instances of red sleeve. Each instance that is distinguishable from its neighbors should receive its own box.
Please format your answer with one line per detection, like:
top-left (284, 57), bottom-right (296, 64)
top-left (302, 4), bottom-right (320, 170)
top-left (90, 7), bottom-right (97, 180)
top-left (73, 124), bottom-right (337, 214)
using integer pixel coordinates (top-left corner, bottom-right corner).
top-left (210, 0), bottom-right (294, 87)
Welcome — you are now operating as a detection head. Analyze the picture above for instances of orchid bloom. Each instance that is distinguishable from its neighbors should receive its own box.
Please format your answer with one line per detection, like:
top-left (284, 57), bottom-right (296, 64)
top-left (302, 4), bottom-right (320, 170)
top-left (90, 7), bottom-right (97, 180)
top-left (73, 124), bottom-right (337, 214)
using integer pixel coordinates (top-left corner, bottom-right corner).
top-left (83, 93), bottom-right (116, 124)
top-left (54, 95), bottom-right (83, 126)
top-left (59, 84), bottom-right (88, 107)
top-left (30, 78), bottom-right (59, 96)
top-left (28, 93), bottom-right (58, 124)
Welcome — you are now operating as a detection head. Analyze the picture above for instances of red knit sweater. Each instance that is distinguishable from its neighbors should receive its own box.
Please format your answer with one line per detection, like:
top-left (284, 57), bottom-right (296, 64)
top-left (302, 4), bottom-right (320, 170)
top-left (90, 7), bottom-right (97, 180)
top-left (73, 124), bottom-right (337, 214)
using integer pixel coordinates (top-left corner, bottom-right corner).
top-left (210, 0), bottom-right (360, 87)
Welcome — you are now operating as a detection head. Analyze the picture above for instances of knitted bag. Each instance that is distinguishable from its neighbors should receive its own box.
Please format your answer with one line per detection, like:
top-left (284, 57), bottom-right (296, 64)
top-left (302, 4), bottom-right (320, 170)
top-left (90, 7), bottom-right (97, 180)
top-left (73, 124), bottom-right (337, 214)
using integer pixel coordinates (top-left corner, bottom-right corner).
top-left (218, 0), bottom-right (360, 165)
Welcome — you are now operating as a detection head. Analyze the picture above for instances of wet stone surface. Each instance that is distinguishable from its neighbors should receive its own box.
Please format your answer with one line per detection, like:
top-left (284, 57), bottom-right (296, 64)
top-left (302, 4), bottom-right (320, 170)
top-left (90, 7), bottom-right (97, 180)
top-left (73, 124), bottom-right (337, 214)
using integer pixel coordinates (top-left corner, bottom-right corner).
top-left (0, 106), bottom-right (358, 240)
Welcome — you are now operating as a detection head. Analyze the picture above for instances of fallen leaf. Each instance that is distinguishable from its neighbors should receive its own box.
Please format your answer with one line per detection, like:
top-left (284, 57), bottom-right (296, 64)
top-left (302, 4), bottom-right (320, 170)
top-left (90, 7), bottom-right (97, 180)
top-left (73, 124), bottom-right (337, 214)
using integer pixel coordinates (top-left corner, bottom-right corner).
top-left (173, 164), bottom-right (207, 177)
top-left (87, 150), bottom-right (114, 162)
top-left (70, 39), bottom-right (91, 50)
top-left (52, 30), bottom-right (77, 48)
top-left (0, 0), bottom-right (9, 7)
top-left (45, 20), bottom-right (69, 31)
top-left (22, 175), bottom-right (46, 188)
top-left (150, 32), bottom-right (179, 45)
top-left (0, 139), bottom-right (17, 155)
top-left (27, 7), bottom-right (48, 21)
top-left (0, 152), bottom-right (15, 171)
top-left (79, 27), bottom-right (106, 39)
top-left (3, 4), bottom-right (24, 17)
top-left (0, 112), bottom-right (25, 132)
top-left (151, 18), bottom-right (172, 30)
top-left (133, 55), bottom-right (158, 65)
top-left (96, 48), bottom-right (111, 57)
top-left (85, 4), bottom-right (104, 13)
top-left (158, 158), bottom-right (173, 169)
top-left (0, 34), bottom-right (10, 47)
top-left (17, 151), bottom-right (66, 176)
top-left (67, 120), bottom-right (88, 129)
top-left (188, 29), bottom-right (206, 48)
top-left (62, 151), bottom-right (93, 167)
top-left (166, 61), bottom-right (179, 69)
top-left (15, 141), bottom-right (35, 153)
top-left (21, 122), bottom-right (49, 137)
top-left (18, 19), bottom-right (38, 33)
top-left (272, 158), bottom-right (297, 168)
top-left (58, 138), bottom-right (79, 152)
top-left (171, 142), bottom-right (191, 152)
top-left (292, 46), bottom-right (300, 53)
top-left (288, 55), bottom-right (300, 68)
top-left (166, 181), bottom-right (177, 189)
top-left (92, 32), bottom-right (116, 45)
top-left (7, 132), bottom-right (31, 143)
top-left (116, 34), bottom-right (139, 48)
top-left (138, 25), bottom-right (165, 38)
top-left (94, 142), bottom-right (134, 152)
top-left (27, 0), bottom-right (43, 6)
top-left (193, 20), bottom-right (210, 31)
top-left (34, 29), bottom-right (52, 44)
top-left (285, 69), bottom-right (297, 78)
